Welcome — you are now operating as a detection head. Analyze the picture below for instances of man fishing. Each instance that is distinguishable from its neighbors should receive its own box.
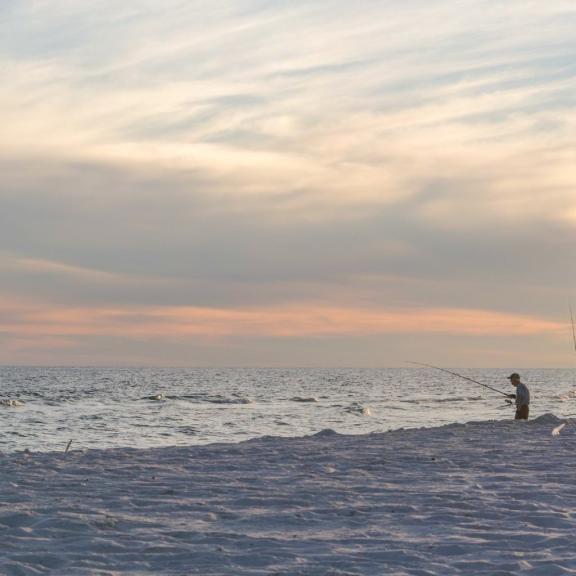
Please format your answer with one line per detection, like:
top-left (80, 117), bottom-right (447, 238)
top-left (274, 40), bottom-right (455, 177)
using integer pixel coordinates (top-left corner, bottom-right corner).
top-left (410, 362), bottom-right (531, 420)
top-left (507, 373), bottom-right (530, 420)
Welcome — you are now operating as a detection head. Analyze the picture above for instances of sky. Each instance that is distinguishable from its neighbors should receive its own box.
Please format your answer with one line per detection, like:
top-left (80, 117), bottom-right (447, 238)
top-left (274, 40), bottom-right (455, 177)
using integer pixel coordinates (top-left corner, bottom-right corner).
top-left (1, 0), bottom-right (576, 367)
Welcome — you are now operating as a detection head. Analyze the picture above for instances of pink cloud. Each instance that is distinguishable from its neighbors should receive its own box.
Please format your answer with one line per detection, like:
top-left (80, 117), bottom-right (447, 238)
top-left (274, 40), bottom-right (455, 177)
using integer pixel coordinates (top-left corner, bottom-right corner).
top-left (0, 295), bottom-right (563, 341)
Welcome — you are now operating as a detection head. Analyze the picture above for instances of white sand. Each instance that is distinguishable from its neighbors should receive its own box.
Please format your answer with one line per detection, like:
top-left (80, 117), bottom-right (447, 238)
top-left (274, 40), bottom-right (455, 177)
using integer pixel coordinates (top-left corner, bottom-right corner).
top-left (1, 414), bottom-right (575, 575)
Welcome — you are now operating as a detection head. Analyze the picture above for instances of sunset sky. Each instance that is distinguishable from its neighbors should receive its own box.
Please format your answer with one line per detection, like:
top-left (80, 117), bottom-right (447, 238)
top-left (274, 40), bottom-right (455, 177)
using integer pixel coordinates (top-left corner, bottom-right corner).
top-left (1, 0), bottom-right (575, 367)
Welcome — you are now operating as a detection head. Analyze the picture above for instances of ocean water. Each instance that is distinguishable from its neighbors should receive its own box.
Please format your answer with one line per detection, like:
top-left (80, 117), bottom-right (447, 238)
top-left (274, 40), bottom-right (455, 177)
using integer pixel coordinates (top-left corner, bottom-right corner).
top-left (1, 367), bottom-right (575, 453)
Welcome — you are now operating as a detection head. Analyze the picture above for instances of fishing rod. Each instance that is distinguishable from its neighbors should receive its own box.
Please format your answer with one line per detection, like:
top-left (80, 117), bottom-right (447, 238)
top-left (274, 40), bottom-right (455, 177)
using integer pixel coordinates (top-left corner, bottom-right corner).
top-left (570, 305), bottom-right (576, 353)
top-left (408, 361), bottom-right (510, 398)
top-left (559, 306), bottom-right (576, 432)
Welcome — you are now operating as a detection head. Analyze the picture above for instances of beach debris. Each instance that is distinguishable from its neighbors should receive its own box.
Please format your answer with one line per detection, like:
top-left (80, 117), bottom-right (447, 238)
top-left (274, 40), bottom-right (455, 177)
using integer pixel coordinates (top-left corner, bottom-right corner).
top-left (552, 423), bottom-right (566, 436)
top-left (65, 439), bottom-right (73, 453)
top-left (290, 396), bottom-right (318, 403)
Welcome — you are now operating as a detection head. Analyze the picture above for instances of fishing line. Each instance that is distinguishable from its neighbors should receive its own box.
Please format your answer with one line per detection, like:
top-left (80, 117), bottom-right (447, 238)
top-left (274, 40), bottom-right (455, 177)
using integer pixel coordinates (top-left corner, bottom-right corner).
top-left (408, 361), bottom-right (510, 398)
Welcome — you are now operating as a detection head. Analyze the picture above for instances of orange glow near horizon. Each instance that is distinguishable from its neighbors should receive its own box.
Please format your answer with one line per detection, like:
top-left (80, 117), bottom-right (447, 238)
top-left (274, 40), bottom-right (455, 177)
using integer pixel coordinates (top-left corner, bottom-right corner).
top-left (0, 297), bottom-right (564, 342)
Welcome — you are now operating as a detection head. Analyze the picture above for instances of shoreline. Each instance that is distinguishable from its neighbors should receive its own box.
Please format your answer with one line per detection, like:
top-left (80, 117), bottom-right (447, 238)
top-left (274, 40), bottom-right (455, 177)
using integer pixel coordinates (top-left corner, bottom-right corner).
top-left (1, 414), bottom-right (575, 575)
top-left (0, 409), bottom-right (529, 456)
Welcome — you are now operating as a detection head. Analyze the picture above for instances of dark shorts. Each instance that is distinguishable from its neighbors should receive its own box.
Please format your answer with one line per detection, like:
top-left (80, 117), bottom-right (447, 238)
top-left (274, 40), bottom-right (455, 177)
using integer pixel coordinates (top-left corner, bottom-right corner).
top-left (515, 405), bottom-right (529, 420)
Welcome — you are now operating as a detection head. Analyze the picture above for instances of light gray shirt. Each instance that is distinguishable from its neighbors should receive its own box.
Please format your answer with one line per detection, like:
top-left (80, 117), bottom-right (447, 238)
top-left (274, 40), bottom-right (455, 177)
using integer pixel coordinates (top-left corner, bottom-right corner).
top-left (515, 382), bottom-right (530, 407)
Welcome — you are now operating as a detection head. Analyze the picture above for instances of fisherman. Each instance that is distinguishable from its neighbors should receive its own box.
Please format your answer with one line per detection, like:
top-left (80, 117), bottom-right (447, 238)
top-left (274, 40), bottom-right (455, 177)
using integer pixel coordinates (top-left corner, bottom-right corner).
top-left (507, 373), bottom-right (530, 420)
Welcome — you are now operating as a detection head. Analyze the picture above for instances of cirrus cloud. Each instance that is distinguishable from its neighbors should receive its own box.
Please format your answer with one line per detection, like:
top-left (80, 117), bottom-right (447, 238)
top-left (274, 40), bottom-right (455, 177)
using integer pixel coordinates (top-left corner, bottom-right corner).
top-left (1, 0), bottom-right (575, 365)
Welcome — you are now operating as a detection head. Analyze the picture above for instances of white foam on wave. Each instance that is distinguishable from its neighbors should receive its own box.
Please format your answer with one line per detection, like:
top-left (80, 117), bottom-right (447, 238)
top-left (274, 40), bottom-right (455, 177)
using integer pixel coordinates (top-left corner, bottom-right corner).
top-left (558, 390), bottom-right (576, 401)
top-left (142, 393), bottom-right (165, 401)
top-left (344, 403), bottom-right (372, 416)
top-left (401, 395), bottom-right (483, 404)
top-left (209, 397), bottom-right (253, 405)
top-left (0, 399), bottom-right (25, 407)
top-left (161, 395), bottom-right (253, 405)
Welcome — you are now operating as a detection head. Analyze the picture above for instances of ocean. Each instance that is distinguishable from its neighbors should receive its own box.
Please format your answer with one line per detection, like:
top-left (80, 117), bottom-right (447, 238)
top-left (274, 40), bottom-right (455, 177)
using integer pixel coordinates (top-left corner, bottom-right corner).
top-left (1, 366), bottom-right (575, 453)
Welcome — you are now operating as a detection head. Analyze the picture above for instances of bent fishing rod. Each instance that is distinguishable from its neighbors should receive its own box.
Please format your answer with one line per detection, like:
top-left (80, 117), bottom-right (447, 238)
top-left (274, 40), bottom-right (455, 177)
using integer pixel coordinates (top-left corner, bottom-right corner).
top-left (408, 361), bottom-right (510, 398)
top-left (570, 305), bottom-right (576, 353)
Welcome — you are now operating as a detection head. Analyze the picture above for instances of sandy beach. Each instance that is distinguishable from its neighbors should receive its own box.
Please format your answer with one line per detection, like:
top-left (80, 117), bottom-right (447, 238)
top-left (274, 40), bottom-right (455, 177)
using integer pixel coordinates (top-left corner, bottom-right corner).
top-left (1, 414), bottom-right (575, 575)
